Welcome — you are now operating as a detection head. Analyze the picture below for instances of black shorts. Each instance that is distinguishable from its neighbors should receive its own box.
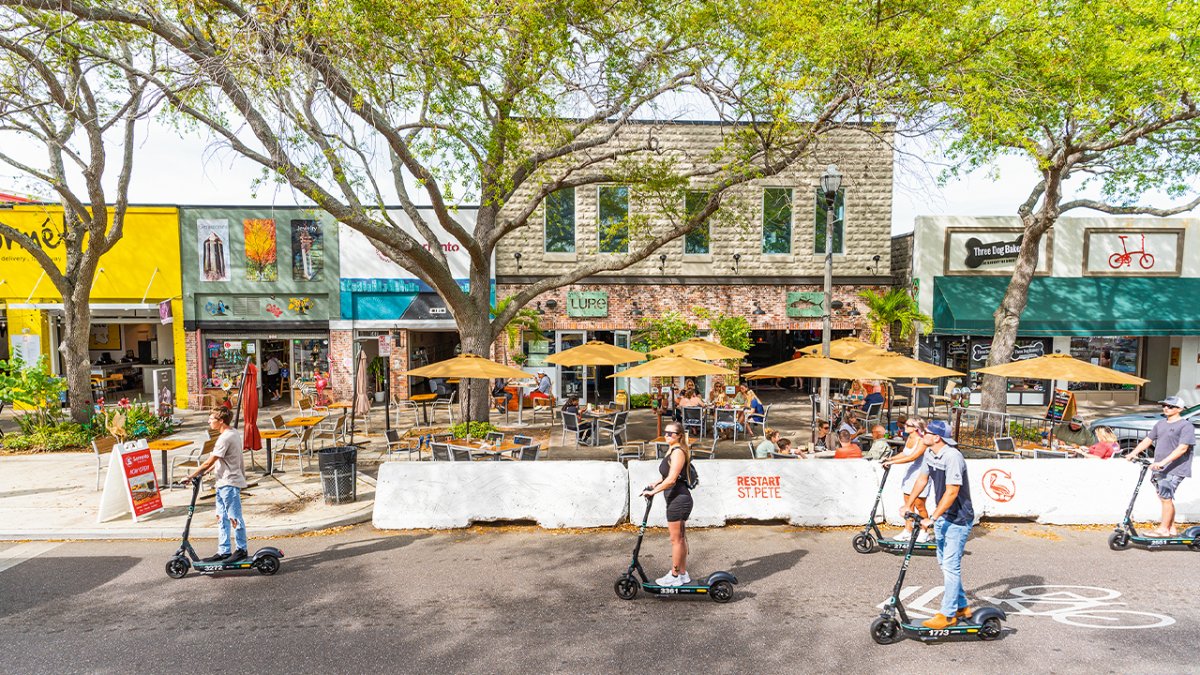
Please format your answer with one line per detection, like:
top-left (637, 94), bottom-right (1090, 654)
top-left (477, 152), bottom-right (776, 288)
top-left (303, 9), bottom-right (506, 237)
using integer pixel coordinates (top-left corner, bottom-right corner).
top-left (665, 494), bottom-right (693, 522)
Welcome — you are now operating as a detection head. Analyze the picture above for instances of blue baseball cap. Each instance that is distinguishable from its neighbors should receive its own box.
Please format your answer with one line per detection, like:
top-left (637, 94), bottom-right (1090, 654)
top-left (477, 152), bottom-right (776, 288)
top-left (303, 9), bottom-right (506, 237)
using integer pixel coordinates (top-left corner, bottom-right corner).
top-left (925, 419), bottom-right (957, 446)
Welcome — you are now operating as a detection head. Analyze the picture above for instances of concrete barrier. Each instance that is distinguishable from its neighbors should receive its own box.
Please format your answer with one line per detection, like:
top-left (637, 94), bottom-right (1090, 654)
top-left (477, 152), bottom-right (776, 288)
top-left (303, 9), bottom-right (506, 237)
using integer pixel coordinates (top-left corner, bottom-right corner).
top-left (627, 459), bottom-right (882, 527)
top-left (373, 461), bottom-right (628, 529)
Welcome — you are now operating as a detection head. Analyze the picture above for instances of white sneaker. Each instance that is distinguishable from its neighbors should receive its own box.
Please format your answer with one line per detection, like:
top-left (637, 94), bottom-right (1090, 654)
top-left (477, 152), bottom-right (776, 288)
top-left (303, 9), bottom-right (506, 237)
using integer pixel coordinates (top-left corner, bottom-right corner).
top-left (895, 529), bottom-right (914, 541)
top-left (677, 571), bottom-right (691, 585)
top-left (916, 530), bottom-right (930, 543)
top-left (656, 572), bottom-right (683, 586)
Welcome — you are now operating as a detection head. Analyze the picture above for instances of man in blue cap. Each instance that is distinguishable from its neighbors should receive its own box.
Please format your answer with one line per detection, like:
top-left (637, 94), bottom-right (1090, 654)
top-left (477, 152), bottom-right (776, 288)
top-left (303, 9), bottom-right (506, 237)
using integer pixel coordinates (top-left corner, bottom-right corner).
top-left (1128, 396), bottom-right (1196, 537)
top-left (904, 419), bottom-right (974, 630)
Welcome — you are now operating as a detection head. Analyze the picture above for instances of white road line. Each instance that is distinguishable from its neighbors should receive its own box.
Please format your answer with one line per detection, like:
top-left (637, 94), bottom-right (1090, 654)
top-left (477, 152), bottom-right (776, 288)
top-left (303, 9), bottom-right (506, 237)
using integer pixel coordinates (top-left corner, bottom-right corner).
top-left (0, 542), bottom-right (62, 574)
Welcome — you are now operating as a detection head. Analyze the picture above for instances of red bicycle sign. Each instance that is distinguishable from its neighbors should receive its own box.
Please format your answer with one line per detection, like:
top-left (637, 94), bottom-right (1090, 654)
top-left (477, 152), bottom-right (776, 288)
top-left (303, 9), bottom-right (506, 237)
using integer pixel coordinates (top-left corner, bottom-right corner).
top-left (1108, 234), bottom-right (1155, 270)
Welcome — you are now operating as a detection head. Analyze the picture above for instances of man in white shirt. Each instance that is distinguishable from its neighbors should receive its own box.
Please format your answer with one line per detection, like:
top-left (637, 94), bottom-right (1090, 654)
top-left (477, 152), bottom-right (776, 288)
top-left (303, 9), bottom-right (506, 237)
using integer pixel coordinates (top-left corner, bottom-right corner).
top-left (188, 408), bottom-right (249, 561)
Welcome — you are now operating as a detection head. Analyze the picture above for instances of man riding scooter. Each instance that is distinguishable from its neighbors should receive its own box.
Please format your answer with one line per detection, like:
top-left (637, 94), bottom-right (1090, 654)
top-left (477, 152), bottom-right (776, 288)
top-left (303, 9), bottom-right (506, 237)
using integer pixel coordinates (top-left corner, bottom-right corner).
top-left (903, 420), bottom-right (975, 630)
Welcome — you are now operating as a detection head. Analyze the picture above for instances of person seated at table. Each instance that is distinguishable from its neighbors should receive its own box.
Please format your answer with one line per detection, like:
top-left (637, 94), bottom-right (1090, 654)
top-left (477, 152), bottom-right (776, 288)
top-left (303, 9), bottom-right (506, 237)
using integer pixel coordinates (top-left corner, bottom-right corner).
top-left (754, 428), bottom-right (781, 458)
top-left (746, 388), bottom-right (766, 428)
top-left (890, 413), bottom-right (909, 437)
top-left (862, 380), bottom-right (885, 411)
top-left (1052, 416), bottom-right (1096, 452)
top-left (708, 383), bottom-right (728, 407)
top-left (530, 371), bottom-right (553, 403)
top-left (847, 380), bottom-right (867, 405)
top-left (491, 377), bottom-right (513, 414)
top-left (866, 424), bottom-right (891, 460)
top-left (814, 419), bottom-right (831, 449)
top-left (676, 387), bottom-right (705, 410)
top-left (684, 378), bottom-right (697, 394)
top-left (778, 437), bottom-right (805, 458)
top-left (730, 384), bottom-right (748, 409)
top-left (839, 409), bottom-right (863, 437)
top-left (834, 430), bottom-right (863, 459)
top-left (561, 396), bottom-right (591, 442)
top-left (1074, 426), bottom-right (1120, 459)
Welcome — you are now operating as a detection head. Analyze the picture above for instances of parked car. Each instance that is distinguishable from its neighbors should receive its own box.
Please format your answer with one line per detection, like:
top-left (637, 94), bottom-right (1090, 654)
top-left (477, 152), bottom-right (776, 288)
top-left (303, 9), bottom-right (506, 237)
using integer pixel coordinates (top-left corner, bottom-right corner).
top-left (1089, 403), bottom-right (1200, 454)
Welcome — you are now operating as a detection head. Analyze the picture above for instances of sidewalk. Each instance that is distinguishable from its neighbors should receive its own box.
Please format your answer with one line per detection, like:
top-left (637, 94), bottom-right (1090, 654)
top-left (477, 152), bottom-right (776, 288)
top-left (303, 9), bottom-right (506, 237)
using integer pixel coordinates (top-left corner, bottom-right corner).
top-left (0, 453), bottom-right (375, 541)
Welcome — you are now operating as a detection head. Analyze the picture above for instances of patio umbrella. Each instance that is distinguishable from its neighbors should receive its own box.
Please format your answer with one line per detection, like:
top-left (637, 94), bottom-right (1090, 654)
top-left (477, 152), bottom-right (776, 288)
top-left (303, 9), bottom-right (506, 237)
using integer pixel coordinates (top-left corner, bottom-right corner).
top-left (648, 337), bottom-right (746, 361)
top-left (974, 353), bottom-right (1148, 385)
top-left (799, 337), bottom-right (888, 360)
top-left (744, 355), bottom-right (890, 381)
top-left (353, 348), bottom-right (372, 417)
top-left (241, 362), bottom-right (262, 462)
top-left (547, 340), bottom-right (646, 366)
top-left (610, 355), bottom-right (737, 379)
top-left (406, 353), bottom-right (534, 380)
top-left (851, 352), bottom-right (965, 417)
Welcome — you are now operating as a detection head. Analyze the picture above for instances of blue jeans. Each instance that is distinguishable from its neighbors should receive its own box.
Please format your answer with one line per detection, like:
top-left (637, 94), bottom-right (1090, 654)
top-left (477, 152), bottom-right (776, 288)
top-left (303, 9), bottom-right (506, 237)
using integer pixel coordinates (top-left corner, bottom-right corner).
top-left (934, 517), bottom-right (971, 617)
top-left (215, 486), bottom-right (247, 554)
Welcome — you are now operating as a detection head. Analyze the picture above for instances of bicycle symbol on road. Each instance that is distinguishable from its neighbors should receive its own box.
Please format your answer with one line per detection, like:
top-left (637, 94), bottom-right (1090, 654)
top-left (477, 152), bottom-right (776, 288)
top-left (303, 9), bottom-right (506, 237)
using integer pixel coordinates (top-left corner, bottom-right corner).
top-left (879, 585), bottom-right (1174, 630)
top-left (1108, 234), bottom-right (1155, 270)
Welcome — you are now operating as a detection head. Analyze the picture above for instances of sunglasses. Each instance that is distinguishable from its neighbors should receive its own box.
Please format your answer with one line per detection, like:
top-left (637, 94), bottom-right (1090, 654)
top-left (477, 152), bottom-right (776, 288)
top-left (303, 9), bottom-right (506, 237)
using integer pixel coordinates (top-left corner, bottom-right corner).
top-left (904, 423), bottom-right (917, 429)
top-left (664, 430), bottom-right (680, 436)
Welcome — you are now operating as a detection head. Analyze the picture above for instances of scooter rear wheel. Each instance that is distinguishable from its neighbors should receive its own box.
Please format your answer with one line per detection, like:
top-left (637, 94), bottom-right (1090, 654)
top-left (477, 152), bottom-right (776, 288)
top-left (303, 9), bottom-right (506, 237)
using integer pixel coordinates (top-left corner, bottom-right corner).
top-left (165, 557), bottom-right (189, 579)
top-left (852, 533), bottom-right (877, 554)
top-left (870, 617), bottom-right (899, 645)
top-left (1108, 532), bottom-right (1131, 551)
top-left (614, 575), bottom-right (639, 600)
top-left (256, 554), bottom-right (281, 576)
top-left (709, 579), bottom-right (734, 603)
top-left (978, 616), bottom-right (1003, 641)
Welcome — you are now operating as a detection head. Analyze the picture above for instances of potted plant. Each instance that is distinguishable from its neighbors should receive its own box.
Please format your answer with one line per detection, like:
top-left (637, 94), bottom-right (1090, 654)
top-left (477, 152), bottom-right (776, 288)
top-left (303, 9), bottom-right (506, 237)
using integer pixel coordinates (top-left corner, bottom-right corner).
top-left (369, 357), bottom-right (387, 403)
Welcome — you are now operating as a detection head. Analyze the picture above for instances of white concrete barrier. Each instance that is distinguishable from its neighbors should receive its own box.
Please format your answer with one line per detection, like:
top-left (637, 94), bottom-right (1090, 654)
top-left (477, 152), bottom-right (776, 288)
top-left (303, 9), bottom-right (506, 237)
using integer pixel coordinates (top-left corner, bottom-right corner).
top-left (373, 461), bottom-right (628, 529)
top-left (627, 459), bottom-right (882, 527)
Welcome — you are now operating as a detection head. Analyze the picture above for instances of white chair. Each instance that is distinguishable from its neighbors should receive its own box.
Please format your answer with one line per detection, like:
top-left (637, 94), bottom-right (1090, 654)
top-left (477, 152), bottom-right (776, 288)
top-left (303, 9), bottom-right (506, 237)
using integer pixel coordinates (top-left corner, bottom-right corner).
top-left (274, 426), bottom-right (315, 473)
top-left (392, 398), bottom-right (420, 428)
top-left (171, 439), bottom-right (216, 487)
top-left (433, 390), bottom-right (457, 424)
top-left (747, 403), bottom-right (771, 438)
top-left (91, 436), bottom-right (118, 490)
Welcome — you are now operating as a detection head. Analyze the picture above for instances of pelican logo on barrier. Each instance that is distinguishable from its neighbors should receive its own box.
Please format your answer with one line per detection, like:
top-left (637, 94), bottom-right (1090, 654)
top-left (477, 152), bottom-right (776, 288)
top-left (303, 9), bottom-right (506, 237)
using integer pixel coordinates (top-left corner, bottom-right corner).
top-left (982, 468), bottom-right (1015, 503)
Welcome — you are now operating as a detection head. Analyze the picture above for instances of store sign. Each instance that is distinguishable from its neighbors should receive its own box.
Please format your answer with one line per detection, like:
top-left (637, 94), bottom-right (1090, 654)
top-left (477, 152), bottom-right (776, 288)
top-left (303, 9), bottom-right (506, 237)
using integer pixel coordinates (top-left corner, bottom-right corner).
top-left (1083, 229), bottom-right (1183, 276)
top-left (378, 335), bottom-right (393, 357)
top-left (567, 291), bottom-right (608, 317)
top-left (944, 229), bottom-right (1052, 275)
top-left (786, 292), bottom-right (824, 318)
top-left (971, 340), bottom-right (1045, 364)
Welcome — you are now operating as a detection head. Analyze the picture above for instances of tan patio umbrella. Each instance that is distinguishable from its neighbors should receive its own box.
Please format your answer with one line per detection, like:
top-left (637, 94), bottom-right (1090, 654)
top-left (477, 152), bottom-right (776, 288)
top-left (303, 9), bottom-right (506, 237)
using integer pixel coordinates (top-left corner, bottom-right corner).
top-left (405, 353), bottom-right (534, 380)
top-left (649, 337), bottom-right (747, 361)
top-left (852, 352), bottom-right (965, 416)
top-left (744, 355), bottom-right (890, 381)
top-left (974, 353), bottom-right (1148, 385)
top-left (547, 340), bottom-right (646, 366)
top-left (799, 337), bottom-right (888, 360)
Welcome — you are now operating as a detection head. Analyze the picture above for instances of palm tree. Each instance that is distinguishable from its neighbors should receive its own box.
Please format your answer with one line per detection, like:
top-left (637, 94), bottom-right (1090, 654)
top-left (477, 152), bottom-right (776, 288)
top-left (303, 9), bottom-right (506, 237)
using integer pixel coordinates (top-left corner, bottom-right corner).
top-left (858, 288), bottom-right (932, 352)
top-left (492, 296), bottom-right (542, 365)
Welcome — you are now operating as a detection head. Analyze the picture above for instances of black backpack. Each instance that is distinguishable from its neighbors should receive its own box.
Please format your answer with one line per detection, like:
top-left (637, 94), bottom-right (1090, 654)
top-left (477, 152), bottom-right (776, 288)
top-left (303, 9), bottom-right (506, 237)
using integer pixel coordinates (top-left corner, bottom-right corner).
top-left (685, 453), bottom-right (700, 489)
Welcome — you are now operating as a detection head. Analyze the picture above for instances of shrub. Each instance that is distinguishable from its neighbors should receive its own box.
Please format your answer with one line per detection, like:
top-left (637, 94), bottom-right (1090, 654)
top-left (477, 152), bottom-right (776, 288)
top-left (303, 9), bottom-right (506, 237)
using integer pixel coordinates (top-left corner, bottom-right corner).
top-left (450, 420), bottom-right (499, 439)
top-left (0, 421), bottom-right (97, 453)
top-left (629, 394), bottom-right (653, 409)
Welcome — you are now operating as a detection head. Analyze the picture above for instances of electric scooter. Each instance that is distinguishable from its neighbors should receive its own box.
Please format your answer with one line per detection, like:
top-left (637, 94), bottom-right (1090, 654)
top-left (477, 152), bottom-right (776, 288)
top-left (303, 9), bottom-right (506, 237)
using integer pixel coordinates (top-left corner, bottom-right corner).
top-left (1108, 457), bottom-right (1200, 551)
top-left (852, 456), bottom-right (936, 555)
top-left (614, 492), bottom-right (737, 602)
top-left (165, 478), bottom-right (284, 579)
top-left (871, 513), bottom-right (1006, 644)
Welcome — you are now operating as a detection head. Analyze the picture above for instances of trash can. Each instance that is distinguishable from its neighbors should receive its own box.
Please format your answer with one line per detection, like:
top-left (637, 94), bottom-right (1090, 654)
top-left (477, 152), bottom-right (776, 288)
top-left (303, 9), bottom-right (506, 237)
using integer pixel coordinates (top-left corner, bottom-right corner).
top-left (317, 446), bottom-right (357, 505)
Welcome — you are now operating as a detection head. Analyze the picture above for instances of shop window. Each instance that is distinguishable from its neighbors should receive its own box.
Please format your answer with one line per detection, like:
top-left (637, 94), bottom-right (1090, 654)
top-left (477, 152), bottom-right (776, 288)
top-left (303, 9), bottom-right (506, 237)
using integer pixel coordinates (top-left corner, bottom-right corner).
top-left (762, 188), bottom-right (792, 255)
top-left (544, 188), bottom-right (575, 253)
top-left (203, 339), bottom-right (250, 390)
top-left (814, 187), bottom-right (845, 254)
top-left (1069, 337), bottom-right (1139, 391)
top-left (598, 185), bottom-right (629, 253)
top-left (684, 190), bottom-right (711, 255)
top-left (292, 339), bottom-right (330, 384)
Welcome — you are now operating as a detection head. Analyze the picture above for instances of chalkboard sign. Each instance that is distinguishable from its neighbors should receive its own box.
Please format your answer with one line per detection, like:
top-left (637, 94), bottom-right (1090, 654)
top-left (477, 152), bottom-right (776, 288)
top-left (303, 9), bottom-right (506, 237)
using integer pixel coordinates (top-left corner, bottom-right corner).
top-left (1045, 388), bottom-right (1076, 422)
top-left (994, 437), bottom-right (1016, 454)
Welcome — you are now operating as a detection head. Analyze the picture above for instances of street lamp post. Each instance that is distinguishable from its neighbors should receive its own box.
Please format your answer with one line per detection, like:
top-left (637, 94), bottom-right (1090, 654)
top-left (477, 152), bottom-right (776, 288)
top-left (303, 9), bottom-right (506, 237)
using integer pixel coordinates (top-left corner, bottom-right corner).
top-left (820, 164), bottom-right (842, 422)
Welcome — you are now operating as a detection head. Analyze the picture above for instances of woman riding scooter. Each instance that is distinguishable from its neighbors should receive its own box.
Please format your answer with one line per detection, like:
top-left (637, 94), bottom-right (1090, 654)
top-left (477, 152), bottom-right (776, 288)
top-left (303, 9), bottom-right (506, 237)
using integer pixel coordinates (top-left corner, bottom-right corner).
top-left (882, 416), bottom-right (932, 542)
top-left (641, 422), bottom-right (693, 587)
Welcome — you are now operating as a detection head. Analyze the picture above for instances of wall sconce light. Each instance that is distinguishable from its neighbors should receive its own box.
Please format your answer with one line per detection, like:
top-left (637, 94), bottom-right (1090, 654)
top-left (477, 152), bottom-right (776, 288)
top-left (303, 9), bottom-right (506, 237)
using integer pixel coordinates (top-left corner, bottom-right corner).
top-left (658, 253), bottom-right (667, 273)
top-left (751, 301), bottom-right (766, 315)
top-left (534, 301), bottom-right (545, 314)
top-left (731, 252), bottom-right (742, 274)
top-left (867, 254), bottom-right (881, 275)
top-left (544, 298), bottom-right (558, 310)
top-left (830, 299), bottom-right (844, 311)
top-left (630, 300), bottom-right (644, 317)
top-left (514, 251), bottom-right (522, 274)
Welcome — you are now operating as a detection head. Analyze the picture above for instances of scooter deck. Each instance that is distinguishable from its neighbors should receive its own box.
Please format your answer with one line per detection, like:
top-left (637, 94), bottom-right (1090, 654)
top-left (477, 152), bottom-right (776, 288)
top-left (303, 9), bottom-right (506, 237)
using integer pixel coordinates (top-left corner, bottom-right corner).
top-left (878, 538), bottom-right (937, 553)
top-left (1130, 535), bottom-right (1198, 546)
top-left (642, 583), bottom-right (709, 595)
top-left (193, 559), bottom-right (258, 572)
top-left (900, 621), bottom-right (983, 639)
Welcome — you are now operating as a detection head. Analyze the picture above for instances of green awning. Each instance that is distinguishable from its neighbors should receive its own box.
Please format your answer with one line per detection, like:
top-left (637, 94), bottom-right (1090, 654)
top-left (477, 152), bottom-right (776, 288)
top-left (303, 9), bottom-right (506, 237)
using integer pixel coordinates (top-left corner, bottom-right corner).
top-left (933, 276), bottom-right (1200, 337)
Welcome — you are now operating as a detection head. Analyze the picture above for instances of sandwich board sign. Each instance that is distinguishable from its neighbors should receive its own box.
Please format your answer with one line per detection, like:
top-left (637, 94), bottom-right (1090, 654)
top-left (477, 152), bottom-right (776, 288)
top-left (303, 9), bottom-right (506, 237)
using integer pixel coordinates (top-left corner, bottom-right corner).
top-left (97, 439), bottom-right (165, 523)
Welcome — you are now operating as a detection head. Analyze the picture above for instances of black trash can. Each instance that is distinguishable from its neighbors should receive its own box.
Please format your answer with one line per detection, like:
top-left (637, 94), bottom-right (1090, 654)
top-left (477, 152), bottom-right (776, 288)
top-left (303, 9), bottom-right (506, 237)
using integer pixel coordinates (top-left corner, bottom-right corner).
top-left (317, 446), bottom-right (358, 505)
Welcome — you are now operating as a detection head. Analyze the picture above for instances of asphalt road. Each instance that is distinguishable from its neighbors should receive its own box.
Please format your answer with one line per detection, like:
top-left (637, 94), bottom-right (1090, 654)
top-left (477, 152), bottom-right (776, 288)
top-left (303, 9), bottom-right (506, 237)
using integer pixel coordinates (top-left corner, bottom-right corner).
top-left (1, 523), bottom-right (1196, 674)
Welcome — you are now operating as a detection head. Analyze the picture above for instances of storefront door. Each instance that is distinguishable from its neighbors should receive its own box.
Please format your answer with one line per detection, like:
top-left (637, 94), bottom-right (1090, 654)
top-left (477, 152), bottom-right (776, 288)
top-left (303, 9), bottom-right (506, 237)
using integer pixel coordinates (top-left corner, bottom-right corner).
top-left (556, 330), bottom-right (586, 402)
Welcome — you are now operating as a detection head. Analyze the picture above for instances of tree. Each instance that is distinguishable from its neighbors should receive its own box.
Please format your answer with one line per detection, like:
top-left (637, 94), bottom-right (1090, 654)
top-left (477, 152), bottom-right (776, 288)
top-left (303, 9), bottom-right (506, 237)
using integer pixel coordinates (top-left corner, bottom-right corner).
top-left (858, 288), bottom-right (931, 351)
top-left (935, 0), bottom-right (1200, 412)
top-left (492, 296), bottom-right (542, 366)
top-left (0, 12), bottom-right (161, 422)
top-left (12, 0), bottom-right (990, 421)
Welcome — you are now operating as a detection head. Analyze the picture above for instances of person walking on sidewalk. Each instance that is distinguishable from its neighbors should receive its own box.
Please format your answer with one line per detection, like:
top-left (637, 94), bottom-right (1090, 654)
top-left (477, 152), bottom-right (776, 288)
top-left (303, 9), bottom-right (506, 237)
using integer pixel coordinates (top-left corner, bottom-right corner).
top-left (904, 419), bottom-right (975, 629)
top-left (1127, 396), bottom-right (1196, 537)
top-left (187, 407), bottom-right (250, 562)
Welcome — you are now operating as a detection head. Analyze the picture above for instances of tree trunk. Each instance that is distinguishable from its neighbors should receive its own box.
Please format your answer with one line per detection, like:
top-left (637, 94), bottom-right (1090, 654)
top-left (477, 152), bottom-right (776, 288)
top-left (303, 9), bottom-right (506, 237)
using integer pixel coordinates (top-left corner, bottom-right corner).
top-left (456, 311), bottom-right (499, 424)
top-left (60, 292), bottom-right (94, 424)
top-left (980, 220), bottom-right (1048, 413)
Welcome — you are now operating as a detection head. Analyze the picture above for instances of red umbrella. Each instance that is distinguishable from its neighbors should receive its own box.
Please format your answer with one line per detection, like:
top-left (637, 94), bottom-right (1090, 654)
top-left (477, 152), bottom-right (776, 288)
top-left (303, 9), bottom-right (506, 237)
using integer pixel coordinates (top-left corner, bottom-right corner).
top-left (242, 362), bottom-right (262, 454)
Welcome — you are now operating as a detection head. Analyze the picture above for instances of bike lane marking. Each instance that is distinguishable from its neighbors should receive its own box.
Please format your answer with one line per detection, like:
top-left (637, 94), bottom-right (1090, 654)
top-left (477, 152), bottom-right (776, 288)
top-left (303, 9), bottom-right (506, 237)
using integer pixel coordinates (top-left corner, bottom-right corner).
top-left (0, 542), bottom-right (62, 575)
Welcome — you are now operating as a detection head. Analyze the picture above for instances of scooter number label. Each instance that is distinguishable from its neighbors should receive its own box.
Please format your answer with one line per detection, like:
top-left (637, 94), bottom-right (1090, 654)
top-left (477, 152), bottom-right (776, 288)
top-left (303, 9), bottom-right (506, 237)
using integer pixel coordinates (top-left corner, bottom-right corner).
top-left (927, 629), bottom-right (951, 637)
top-left (659, 588), bottom-right (679, 594)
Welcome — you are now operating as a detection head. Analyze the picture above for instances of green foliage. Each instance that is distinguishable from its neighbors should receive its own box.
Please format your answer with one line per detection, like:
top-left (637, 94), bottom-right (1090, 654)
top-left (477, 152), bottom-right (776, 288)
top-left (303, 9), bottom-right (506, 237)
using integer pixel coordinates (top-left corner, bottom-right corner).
top-left (450, 420), bottom-right (499, 439)
top-left (0, 422), bottom-right (95, 453)
top-left (693, 307), bottom-right (751, 382)
top-left (1007, 421), bottom-right (1043, 444)
top-left (857, 288), bottom-right (932, 348)
top-left (0, 355), bottom-right (67, 428)
top-left (631, 311), bottom-right (697, 352)
top-left (628, 393), bottom-right (653, 409)
top-left (492, 296), bottom-right (542, 362)
top-left (369, 357), bottom-right (387, 388)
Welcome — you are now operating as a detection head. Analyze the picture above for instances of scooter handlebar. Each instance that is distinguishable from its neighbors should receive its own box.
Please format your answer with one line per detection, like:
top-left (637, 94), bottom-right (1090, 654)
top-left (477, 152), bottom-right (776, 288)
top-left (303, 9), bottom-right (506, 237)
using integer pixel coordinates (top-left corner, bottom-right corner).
top-left (904, 511), bottom-right (923, 522)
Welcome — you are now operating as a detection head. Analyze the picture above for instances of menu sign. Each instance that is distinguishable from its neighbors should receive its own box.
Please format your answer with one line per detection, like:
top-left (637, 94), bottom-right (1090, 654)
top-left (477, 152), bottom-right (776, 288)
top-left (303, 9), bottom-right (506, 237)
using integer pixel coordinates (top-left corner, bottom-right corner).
top-left (1045, 388), bottom-right (1077, 423)
top-left (944, 228), bottom-right (1052, 276)
top-left (97, 439), bottom-right (164, 523)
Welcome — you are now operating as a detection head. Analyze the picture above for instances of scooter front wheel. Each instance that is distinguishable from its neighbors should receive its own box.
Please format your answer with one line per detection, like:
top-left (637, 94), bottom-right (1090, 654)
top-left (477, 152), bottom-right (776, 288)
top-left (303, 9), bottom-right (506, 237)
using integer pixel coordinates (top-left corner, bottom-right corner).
top-left (165, 557), bottom-right (190, 579)
top-left (256, 554), bottom-right (281, 576)
top-left (978, 616), bottom-right (1003, 641)
top-left (852, 533), bottom-right (877, 554)
top-left (1108, 532), bottom-right (1131, 551)
top-left (614, 575), bottom-right (639, 600)
top-left (870, 617), bottom-right (900, 645)
top-left (709, 579), bottom-right (734, 604)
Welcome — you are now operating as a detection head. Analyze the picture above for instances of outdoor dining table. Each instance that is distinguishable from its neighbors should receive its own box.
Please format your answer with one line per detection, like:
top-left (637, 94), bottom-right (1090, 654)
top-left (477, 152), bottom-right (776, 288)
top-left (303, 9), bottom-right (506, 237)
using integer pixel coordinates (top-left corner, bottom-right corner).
top-left (259, 429), bottom-right (294, 475)
top-left (579, 407), bottom-right (619, 446)
top-left (147, 439), bottom-right (193, 486)
top-left (446, 438), bottom-right (523, 461)
top-left (409, 393), bottom-right (437, 425)
top-left (285, 414), bottom-right (327, 459)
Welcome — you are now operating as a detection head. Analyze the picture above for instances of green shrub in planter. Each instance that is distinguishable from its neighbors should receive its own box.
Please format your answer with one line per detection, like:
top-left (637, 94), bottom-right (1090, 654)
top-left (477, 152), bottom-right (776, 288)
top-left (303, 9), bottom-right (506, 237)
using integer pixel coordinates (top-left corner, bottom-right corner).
top-left (450, 420), bottom-right (499, 439)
